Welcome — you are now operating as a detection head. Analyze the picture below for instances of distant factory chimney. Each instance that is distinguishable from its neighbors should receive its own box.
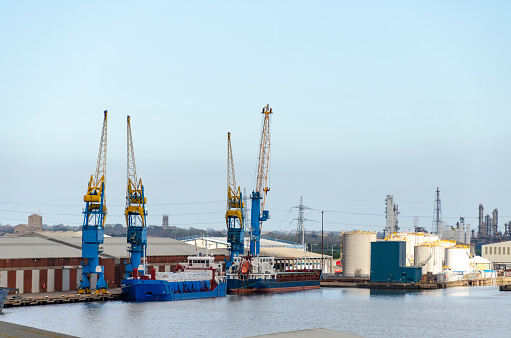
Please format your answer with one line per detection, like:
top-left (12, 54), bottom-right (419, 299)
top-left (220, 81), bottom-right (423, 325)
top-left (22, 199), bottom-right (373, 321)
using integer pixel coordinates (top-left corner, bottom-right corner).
top-left (478, 204), bottom-right (484, 236)
top-left (485, 214), bottom-right (491, 237)
top-left (493, 208), bottom-right (498, 236)
top-left (384, 195), bottom-right (399, 237)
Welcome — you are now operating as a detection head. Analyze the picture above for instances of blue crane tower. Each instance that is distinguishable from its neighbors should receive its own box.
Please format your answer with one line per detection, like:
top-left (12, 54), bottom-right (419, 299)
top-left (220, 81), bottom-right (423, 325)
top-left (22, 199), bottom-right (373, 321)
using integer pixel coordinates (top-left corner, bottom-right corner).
top-left (124, 115), bottom-right (148, 278)
top-left (79, 110), bottom-right (108, 294)
top-left (226, 132), bottom-right (244, 267)
top-left (250, 105), bottom-right (272, 256)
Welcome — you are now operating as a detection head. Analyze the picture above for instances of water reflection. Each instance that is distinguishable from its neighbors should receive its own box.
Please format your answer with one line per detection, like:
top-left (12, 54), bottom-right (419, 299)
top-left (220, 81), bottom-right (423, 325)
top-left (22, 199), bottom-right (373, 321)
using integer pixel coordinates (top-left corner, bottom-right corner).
top-left (1, 286), bottom-right (509, 338)
top-left (369, 289), bottom-right (415, 298)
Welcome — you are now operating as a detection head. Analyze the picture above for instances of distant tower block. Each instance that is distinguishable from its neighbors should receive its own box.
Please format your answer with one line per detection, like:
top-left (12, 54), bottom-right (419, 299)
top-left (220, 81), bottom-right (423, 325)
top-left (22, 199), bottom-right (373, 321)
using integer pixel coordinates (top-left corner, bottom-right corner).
top-left (384, 195), bottom-right (399, 237)
top-left (28, 214), bottom-right (43, 231)
top-left (432, 187), bottom-right (442, 234)
top-left (162, 214), bottom-right (169, 230)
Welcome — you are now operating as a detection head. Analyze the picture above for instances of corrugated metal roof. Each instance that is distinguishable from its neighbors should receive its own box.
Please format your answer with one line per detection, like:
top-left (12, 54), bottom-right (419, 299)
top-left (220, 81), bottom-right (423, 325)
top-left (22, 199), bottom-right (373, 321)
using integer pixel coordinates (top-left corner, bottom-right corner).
top-left (260, 246), bottom-right (331, 259)
top-left (473, 255), bottom-right (491, 264)
top-left (0, 237), bottom-right (82, 259)
top-left (0, 232), bottom-right (227, 260)
top-left (181, 236), bottom-right (329, 259)
top-left (42, 236), bottom-right (228, 259)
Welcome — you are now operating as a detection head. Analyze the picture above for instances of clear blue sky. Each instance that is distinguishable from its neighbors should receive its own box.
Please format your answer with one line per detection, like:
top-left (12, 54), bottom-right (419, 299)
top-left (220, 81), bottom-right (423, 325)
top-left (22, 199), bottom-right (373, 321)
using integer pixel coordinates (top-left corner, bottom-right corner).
top-left (1, 1), bottom-right (511, 234)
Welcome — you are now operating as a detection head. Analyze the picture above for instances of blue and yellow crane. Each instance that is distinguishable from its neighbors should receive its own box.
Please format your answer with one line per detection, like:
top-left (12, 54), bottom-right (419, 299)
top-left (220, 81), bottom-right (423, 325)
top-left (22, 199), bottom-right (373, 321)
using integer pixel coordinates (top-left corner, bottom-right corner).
top-left (79, 110), bottom-right (108, 294)
top-left (226, 132), bottom-right (244, 266)
top-left (124, 115), bottom-right (147, 278)
top-left (250, 105), bottom-right (272, 256)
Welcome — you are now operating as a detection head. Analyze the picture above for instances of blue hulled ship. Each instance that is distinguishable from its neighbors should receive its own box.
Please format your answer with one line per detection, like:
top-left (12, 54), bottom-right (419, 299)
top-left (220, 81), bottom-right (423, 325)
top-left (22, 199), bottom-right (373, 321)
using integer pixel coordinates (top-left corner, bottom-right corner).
top-left (121, 255), bottom-right (226, 302)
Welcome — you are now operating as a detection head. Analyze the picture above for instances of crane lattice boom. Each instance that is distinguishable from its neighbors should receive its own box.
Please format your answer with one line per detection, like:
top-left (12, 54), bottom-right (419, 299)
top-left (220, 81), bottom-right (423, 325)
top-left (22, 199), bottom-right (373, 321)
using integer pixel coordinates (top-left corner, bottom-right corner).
top-left (256, 104), bottom-right (272, 212)
top-left (227, 132), bottom-right (237, 204)
top-left (93, 111), bottom-right (108, 189)
top-left (126, 116), bottom-right (139, 193)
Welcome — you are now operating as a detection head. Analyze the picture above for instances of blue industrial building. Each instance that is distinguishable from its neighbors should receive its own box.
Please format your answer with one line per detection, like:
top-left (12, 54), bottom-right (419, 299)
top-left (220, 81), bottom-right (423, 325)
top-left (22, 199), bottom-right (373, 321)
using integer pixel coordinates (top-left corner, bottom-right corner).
top-left (370, 241), bottom-right (422, 283)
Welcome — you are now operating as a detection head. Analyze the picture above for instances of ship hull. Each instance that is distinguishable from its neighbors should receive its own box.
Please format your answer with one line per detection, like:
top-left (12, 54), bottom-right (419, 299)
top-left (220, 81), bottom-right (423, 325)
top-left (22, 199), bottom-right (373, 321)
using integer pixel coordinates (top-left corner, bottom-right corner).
top-left (0, 288), bottom-right (9, 312)
top-left (227, 274), bottom-right (321, 294)
top-left (121, 279), bottom-right (227, 302)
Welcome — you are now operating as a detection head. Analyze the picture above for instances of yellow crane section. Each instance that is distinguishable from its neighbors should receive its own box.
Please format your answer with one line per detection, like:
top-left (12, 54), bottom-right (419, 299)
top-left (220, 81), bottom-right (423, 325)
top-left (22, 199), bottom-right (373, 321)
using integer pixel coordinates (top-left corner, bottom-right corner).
top-left (226, 132), bottom-right (243, 228)
top-left (125, 115), bottom-right (146, 227)
top-left (83, 110), bottom-right (108, 222)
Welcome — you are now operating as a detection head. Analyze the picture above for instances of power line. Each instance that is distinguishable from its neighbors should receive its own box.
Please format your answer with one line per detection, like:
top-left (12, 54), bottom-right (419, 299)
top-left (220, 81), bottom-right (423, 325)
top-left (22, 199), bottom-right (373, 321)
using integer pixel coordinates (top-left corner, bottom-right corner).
top-left (0, 200), bottom-right (224, 207)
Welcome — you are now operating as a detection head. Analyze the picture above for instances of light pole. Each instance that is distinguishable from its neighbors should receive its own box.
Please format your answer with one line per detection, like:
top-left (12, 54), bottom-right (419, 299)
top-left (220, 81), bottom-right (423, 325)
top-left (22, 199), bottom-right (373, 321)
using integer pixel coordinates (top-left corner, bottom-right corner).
top-left (321, 211), bottom-right (324, 272)
top-left (310, 243), bottom-right (317, 270)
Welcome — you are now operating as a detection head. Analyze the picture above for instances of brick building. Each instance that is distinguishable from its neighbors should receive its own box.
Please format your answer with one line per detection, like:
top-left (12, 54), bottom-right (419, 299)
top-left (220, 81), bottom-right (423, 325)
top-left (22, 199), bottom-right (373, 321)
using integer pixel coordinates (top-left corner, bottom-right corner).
top-left (0, 233), bottom-right (227, 294)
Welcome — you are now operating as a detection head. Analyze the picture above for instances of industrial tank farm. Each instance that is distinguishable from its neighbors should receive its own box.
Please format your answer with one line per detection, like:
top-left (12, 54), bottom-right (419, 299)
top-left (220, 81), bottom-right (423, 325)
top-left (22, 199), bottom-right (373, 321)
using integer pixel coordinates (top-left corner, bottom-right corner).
top-left (446, 246), bottom-right (471, 273)
top-left (341, 231), bottom-right (376, 277)
top-left (414, 244), bottom-right (445, 275)
top-left (384, 232), bottom-right (441, 266)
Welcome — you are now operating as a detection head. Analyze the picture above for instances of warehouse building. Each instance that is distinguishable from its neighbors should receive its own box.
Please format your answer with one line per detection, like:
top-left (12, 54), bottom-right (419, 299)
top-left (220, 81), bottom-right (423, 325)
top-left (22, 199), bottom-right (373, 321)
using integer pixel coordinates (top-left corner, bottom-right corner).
top-left (1, 231), bottom-right (226, 294)
top-left (0, 237), bottom-right (86, 293)
top-left (481, 240), bottom-right (511, 268)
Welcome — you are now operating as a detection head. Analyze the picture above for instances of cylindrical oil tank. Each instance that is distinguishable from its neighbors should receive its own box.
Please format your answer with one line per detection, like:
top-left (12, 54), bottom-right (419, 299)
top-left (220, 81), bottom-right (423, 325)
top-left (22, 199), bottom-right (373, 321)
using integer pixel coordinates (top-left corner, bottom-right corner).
top-left (446, 247), bottom-right (470, 273)
top-left (386, 233), bottom-right (440, 266)
top-left (414, 245), bottom-right (445, 275)
top-left (342, 231), bottom-right (377, 277)
top-left (436, 240), bottom-right (456, 249)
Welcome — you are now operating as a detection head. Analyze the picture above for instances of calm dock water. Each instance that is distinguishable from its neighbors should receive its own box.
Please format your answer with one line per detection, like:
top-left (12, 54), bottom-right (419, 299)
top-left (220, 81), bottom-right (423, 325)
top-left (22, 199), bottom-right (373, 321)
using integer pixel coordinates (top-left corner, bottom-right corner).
top-left (1, 286), bottom-right (510, 337)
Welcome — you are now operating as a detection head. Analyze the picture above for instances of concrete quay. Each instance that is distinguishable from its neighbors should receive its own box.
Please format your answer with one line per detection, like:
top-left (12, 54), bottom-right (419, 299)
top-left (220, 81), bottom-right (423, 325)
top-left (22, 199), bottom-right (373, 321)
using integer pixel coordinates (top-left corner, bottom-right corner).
top-left (322, 276), bottom-right (510, 290)
top-left (0, 320), bottom-right (77, 337)
top-left (4, 288), bottom-right (122, 309)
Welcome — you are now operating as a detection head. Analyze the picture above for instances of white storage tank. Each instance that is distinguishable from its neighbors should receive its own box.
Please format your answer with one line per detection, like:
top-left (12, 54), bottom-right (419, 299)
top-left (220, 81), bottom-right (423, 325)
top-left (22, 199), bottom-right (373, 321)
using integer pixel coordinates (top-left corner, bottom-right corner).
top-left (385, 232), bottom-right (440, 266)
top-left (446, 247), bottom-right (471, 273)
top-left (436, 240), bottom-right (456, 249)
top-left (414, 245), bottom-right (445, 275)
top-left (341, 231), bottom-right (377, 277)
